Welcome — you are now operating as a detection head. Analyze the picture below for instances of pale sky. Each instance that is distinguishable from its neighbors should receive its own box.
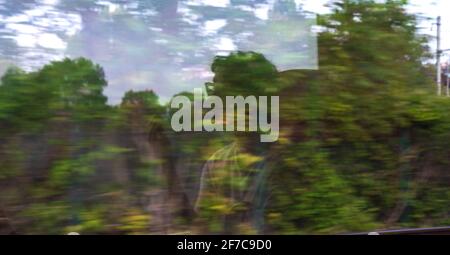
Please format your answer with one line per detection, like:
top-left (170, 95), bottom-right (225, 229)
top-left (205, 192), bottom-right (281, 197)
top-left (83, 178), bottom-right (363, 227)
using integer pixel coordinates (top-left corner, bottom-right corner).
top-left (408, 0), bottom-right (450, 56)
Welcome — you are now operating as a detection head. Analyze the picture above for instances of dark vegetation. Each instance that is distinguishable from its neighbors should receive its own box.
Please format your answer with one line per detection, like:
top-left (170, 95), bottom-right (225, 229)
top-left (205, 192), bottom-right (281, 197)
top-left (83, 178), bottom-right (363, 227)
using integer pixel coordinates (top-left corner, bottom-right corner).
top-left (0, 1), bottom-right (449, 234)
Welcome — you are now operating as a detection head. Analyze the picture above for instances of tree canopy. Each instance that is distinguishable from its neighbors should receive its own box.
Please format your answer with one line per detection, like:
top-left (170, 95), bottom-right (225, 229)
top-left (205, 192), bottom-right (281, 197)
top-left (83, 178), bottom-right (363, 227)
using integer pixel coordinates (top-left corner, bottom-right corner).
top-left (1, 0), bottom-right (450, 235)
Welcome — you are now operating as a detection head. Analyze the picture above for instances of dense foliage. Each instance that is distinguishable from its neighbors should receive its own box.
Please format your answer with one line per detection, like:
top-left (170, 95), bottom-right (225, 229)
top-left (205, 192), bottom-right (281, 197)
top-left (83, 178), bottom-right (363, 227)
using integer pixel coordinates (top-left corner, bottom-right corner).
top-left (0, 0), bottom-right (449, 234)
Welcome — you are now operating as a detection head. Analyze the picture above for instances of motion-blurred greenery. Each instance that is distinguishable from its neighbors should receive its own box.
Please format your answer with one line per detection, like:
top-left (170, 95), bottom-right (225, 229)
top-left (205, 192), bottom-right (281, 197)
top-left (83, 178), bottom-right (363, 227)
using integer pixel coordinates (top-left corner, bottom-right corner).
top-left (0, 0), bottom-right (449, 235)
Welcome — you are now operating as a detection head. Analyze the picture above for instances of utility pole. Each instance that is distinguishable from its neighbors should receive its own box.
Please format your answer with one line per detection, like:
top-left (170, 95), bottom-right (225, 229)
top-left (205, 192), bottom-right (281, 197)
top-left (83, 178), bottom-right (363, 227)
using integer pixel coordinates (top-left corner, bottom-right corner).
top-left (437, 16), bottom-right (442, 96)
top-left (447, 57), bottom-right (450, 97)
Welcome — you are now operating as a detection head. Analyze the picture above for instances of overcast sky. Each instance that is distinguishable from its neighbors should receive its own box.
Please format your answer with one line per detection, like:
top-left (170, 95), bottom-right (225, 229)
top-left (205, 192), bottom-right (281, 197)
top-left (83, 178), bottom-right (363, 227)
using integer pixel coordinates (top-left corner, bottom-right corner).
top-left (409, 0), bottom-right (450, 56)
